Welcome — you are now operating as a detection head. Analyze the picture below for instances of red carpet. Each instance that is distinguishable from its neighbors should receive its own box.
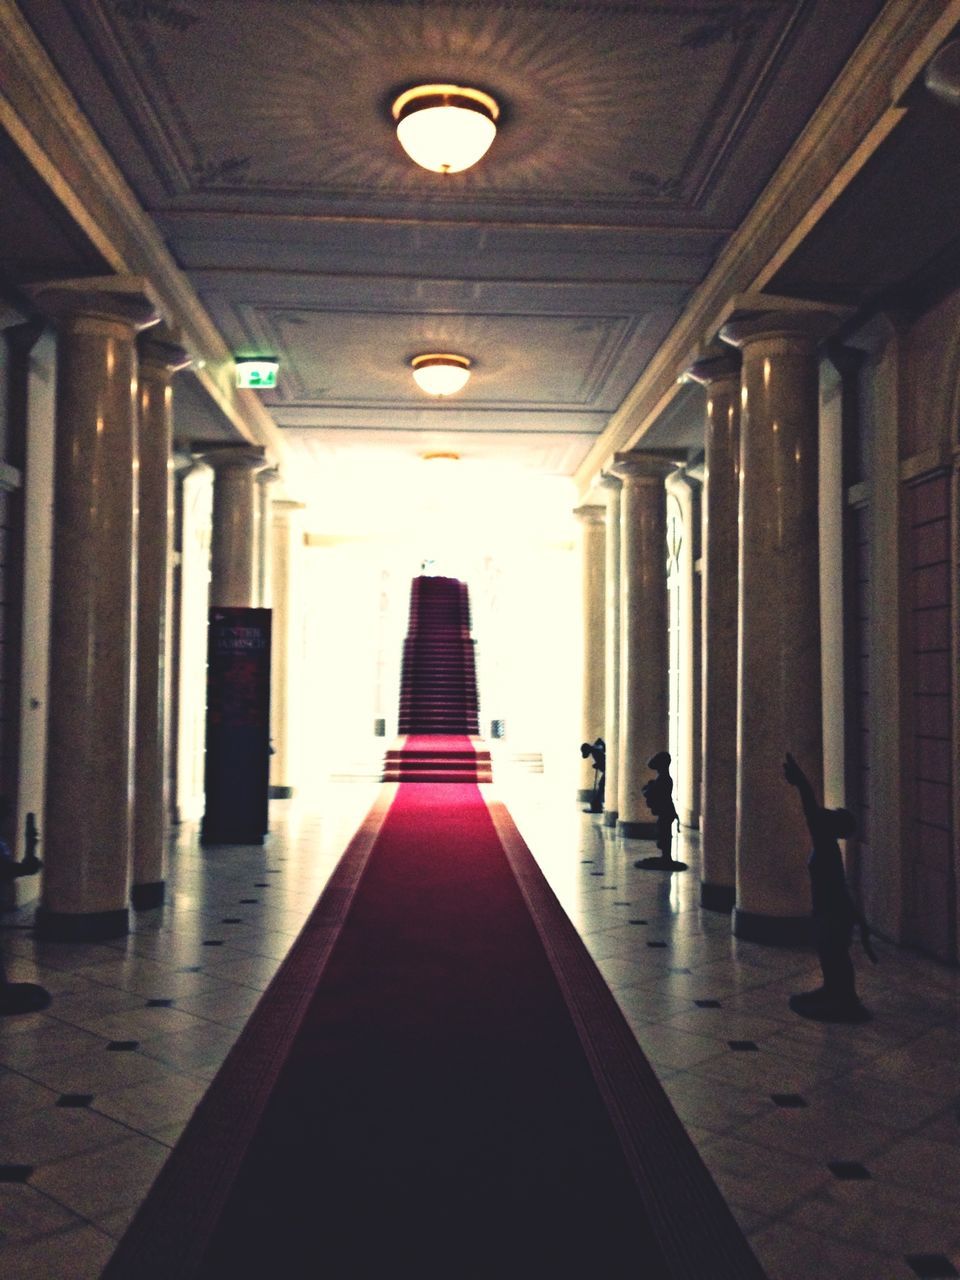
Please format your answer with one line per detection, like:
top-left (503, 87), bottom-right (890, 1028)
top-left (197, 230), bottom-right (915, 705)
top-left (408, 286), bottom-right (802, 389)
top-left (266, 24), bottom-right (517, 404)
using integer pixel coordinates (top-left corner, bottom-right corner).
top-left (105, 783), bottom-right (766, 1280)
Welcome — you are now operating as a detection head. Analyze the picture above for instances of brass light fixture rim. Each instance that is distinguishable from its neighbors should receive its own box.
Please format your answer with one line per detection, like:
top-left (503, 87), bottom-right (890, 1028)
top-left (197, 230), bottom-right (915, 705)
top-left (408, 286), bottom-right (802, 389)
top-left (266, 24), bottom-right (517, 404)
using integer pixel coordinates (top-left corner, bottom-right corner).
top-left (410, 352), bottom-right (473, 372)
top-left (391, 84), bottom-right (500, 125)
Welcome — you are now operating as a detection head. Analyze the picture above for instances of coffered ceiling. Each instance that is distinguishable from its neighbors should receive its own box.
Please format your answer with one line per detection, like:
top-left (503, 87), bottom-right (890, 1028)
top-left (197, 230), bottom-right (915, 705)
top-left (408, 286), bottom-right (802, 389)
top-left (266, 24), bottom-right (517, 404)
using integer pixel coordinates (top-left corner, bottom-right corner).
top-left (5, 0), bottom-right (893, 475)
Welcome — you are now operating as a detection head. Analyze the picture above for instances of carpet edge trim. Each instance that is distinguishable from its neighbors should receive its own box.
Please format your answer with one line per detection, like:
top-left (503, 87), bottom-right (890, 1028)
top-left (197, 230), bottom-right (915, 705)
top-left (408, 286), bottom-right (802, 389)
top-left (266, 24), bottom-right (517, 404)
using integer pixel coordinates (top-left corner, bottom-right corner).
top-left (484, 795), bottom-right (769, 1280)
top-left (102, 783), bottom-right (398, 1279)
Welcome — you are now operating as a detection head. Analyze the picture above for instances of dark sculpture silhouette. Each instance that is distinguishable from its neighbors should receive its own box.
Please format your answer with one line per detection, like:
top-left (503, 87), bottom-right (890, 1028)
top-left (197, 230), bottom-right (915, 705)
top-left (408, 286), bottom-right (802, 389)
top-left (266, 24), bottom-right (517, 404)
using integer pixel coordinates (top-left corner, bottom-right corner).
top-left (0, 806), bottom-right (50, 1016)
top-left (634, 751), bottom-right (687, 871)
top-left (580, 738), bottom-right (605, 813)
top-left (783, 752), bottom-right (875, 1023)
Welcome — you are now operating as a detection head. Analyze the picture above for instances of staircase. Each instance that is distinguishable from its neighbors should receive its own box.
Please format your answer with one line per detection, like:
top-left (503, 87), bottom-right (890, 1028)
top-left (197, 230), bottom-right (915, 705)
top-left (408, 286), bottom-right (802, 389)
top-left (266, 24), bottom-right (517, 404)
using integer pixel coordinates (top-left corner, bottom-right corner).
top-left (397, 576), bottom-right (479, 735)
top-left (383, 576), bottom-right (492, 784)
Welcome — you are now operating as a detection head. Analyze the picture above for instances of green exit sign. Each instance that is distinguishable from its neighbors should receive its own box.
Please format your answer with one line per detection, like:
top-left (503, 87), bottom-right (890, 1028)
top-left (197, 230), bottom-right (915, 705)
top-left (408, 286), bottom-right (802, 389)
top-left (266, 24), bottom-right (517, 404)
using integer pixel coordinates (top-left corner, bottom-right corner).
top-left (235, 357), bottom-right (278, 389)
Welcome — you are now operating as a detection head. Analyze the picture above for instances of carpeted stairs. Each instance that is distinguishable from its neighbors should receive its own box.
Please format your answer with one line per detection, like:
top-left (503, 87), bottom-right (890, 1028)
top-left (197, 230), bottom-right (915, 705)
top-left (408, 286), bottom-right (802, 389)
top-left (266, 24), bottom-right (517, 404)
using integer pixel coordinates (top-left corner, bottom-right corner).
top-left (385, 576), bottom-right (491, 784)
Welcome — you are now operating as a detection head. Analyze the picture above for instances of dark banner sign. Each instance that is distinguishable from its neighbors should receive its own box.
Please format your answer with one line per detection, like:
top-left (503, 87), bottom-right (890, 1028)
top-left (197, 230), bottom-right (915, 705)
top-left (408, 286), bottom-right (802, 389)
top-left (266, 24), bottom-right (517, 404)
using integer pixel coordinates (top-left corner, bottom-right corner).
top-left (201, 607), bottom-right (272, 845)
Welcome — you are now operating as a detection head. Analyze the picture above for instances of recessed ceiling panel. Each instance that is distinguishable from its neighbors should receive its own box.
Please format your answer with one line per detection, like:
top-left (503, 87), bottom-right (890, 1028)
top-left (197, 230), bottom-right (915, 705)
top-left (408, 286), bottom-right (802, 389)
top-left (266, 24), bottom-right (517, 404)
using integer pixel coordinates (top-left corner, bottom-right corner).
top-left (26, 0), bottom-right (878, 223)
top-left (15, 0), bottom-right (889, 475)
top-left (230, 305), bottom-right (648, 406)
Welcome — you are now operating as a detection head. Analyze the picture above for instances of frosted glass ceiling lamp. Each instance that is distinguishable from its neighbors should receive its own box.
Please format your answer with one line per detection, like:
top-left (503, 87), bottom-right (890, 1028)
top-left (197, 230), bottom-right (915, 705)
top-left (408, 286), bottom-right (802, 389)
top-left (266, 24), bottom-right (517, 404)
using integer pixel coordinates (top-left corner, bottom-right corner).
top-left (410, 353), bottom-right (472, 396)
top-left (392, 84), bottom-right (499, 174)
top-left (926, 40), bottom-right (960, 106)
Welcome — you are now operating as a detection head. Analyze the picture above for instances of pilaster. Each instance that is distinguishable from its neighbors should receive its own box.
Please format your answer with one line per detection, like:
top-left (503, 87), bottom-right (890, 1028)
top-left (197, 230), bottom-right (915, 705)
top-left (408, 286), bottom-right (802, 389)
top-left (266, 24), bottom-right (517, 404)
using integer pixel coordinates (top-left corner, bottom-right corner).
top-left (598, 473), bottom-right (622, 827)
top-left (608, 450), bottom-right (681, 839)
top-left (573, 504), bottom-right (606, 803)
top-left (270, 498), bottom-right (306, 798)
top-left (132, 329), bottom-right (190, 910)
top-left (685, 352), bottom-right (741, 912)
top-left (257, 467), bottom-right (281, 609)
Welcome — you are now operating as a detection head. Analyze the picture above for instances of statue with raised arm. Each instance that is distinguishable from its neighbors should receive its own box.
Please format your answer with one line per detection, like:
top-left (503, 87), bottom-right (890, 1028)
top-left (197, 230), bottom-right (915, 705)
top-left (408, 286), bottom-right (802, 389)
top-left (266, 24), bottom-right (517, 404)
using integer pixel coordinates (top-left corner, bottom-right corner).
top-left (783, 752), bottom-right (875, 1022)
top-left (0, 806), bottom-right (50, 1015)
top-left (580, 738), bottom-right (606, 814)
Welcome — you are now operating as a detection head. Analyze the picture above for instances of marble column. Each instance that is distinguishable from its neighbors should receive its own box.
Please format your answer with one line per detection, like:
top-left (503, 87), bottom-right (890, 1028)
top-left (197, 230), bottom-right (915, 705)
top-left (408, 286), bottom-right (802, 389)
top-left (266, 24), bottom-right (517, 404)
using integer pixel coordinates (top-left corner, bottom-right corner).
top-left (131, 329), bottom-right (190, 910)
top-left (257, 467), bottom-right (281, 609)
top-left (599, 473), bottom-right (622, 827)
top-left (720, 310), bottom-right (835, 944)
top-left (609, 451), bottom-right (679, 839)
top-left (32, 281), bottom-right (159, 941)
top-left (199, 446), bottom-right (267, 607)
top-left (270, 499), bottom-right (306, 798)
top-left (685, 352), bottom-right (741, 912)
top-left (173, 458), bottom-right (214, 822)
top-left (574, 504), bottom-right (606, 802)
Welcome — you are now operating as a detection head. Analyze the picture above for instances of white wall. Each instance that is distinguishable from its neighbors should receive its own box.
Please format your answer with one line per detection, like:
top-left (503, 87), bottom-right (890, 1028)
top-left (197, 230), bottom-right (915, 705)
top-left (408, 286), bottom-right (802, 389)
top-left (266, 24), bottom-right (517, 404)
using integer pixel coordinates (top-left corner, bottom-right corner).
top-left (295, 458), bottom-right (580, 789)
top-left (15, 330), bottom-right (56, 899)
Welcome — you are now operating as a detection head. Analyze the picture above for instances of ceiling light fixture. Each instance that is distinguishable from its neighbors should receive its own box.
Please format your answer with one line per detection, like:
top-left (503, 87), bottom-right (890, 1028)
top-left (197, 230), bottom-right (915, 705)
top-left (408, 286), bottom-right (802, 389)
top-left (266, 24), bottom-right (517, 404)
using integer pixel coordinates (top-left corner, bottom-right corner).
top-left (392, 84), bottom-right (499, 174)
top-left (410, 353), bottom-right (472, 396)
top-left (926, 40), bottom-right (960, 106)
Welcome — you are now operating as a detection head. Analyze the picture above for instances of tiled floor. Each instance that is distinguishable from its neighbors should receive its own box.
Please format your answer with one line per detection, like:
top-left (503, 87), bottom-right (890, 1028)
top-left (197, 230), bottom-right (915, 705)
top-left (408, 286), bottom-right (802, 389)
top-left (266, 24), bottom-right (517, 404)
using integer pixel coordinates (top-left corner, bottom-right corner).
top-left (0, 767), bottom-right (957, 1279)
top-left (505, 778), bottom-right (960, 1280)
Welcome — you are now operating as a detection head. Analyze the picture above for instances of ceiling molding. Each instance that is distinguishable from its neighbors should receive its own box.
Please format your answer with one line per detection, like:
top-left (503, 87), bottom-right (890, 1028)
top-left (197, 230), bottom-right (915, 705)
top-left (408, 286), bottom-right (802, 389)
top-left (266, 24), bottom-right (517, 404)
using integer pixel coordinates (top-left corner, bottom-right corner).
top-left (272, 405), bottom-right (610, 431)
top-left (55, 0), bottom-right (815, 219)
top-left (157, 209), bottom-right (739, 237)
top-left (574, 0), bottom-right (954, 494)
top-left (0, 2), bottom-right (283, 461)
top-left (194, 273), bottom-right (688, 314)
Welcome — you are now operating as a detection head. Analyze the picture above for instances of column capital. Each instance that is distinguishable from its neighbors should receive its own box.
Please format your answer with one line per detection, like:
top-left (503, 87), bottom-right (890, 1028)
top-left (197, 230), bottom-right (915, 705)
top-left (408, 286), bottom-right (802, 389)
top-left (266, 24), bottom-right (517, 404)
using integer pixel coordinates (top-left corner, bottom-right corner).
top-left (719, 309), bottom-right (837, 352)
top-left (609, 449), bottom-right (684, 483)
top-left (597, 471), bottom-right (622, 493)
top-left (194, 444), bottom-right (267, 473)
top-left (138, 324), bottom-right (191, 376)
top-left (257, 466), bottom-right (282, 488)
top-left (0, 301), bottom-right (29, 332)
top-left (173, 449), bottom-right (201, 474)
top-left (573, 503), bottom-right (605, 526)
top-left (683, 350), bottom-right (741, 388)
top-left (823, 339), bottom-right (868, 381)
top-left (667, 463), bottom-right (702, 494)
top-left (273, 498), bottom-right (307, 514)
top-left (27, 275), bottom-right (160, 333)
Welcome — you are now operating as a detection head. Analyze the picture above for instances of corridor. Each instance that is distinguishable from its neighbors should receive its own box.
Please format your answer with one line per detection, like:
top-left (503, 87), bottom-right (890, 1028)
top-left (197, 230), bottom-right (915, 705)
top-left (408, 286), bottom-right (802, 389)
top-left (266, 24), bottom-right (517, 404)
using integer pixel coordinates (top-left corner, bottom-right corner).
top-left (0, 765), bottom-right (957, 1279)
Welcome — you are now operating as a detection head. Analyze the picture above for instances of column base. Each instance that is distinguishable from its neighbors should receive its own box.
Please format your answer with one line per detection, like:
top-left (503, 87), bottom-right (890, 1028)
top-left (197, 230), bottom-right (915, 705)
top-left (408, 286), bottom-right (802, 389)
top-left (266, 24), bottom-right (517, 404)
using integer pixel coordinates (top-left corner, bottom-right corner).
top-left (0, 982), bottom-right (52, 1015)
top-left (603, 810), bottom-right (618, 828)
top-left (34, 906), bottom-right (129, 942)
top-left (733, 908), bottom-right (814, 947)
top-left (131, 881), bottom-right (165, 910)
top-left (617, 819), bottom-right (658, 839)
top-left (200, 825), bottom-right (266, 847)
top-left (269, 785), bottom-right (295, 799)
top-left (576, 788), bottom-right (596, 803)
top-left (700, 881), bottom-right (736, 913)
